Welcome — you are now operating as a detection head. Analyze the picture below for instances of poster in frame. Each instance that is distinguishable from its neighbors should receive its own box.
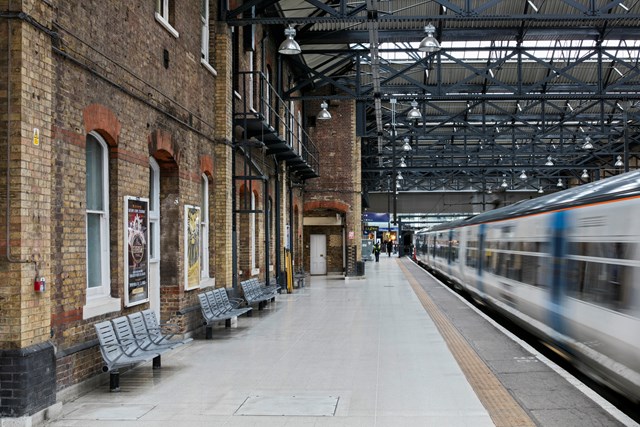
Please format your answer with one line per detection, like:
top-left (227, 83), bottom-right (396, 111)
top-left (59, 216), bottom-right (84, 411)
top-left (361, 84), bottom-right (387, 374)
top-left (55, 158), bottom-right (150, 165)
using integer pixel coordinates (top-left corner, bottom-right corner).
top-left (124, 196), bottom-right (150, 307)
top-left (184, 205), bottom-right (201, 290)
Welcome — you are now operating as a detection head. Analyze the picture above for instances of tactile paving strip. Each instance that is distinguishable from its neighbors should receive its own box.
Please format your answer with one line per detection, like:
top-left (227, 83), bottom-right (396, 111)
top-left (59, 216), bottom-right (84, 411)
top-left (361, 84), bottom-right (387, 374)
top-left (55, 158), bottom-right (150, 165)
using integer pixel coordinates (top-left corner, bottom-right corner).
top-left (398, 259), bottom-right (536, 427)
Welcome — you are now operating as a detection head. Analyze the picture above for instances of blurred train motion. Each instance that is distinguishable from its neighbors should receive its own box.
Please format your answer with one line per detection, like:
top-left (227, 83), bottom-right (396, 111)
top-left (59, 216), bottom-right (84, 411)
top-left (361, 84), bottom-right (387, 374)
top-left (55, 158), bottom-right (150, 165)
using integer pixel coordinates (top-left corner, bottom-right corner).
top-left (414, 171), bottom-right (640, 402)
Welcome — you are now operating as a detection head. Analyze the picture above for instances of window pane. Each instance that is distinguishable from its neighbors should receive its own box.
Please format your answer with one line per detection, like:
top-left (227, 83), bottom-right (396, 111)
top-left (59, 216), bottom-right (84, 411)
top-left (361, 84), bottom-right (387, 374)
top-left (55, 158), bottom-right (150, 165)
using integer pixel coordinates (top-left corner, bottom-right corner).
top-left (149, 166), bottom-right (155, 211)
top-left (149, 222), bottom-right (156, 259)
top-left (87, 213), bottom-right (102, 288)
top-left (86, 135), bottom-right (104, 211)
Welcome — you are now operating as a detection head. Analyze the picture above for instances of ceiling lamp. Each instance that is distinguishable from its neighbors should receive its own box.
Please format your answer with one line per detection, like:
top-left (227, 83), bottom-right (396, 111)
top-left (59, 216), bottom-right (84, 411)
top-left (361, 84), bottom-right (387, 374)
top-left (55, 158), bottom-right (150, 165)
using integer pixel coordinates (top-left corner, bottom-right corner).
top-left (407, 100), bottom-right (422, 120)
top-left (519, 170), bottom-right (527, 180)
top-left (581, 169), bottom-right (589, 179)
top-left (402, 137), bottom-right (412, 151)
top-left (538, 187), bottom-right (544, 194)
top-left (581, 135), bottom-right (594, 150)
top-left (557, 178), bottom-right (564, 188)
top-left (501, 178), bottom-right (508, 188)
top-left (397, 172), bottom-right (404, 180)
top-left (615, 155), bottom-right (624, 167)
top-left (278, 25), bottom-right (301, 55)
top-left (545, 156), bottom-right (554, 166)
top-left (399, 157), bottom-right (407, 167)
top-left (418, 23), bottom-right (441, 53)
top-left (317, 101), bottom-right (332, 120)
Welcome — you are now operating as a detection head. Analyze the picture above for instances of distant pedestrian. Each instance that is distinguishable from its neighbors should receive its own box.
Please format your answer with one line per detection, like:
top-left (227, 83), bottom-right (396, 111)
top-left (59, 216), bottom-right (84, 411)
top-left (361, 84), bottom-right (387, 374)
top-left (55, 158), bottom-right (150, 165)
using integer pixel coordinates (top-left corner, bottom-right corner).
top-left (373, 241), bottom-right (381, 262)
top-left (386, 240), bottom-right (393, 257)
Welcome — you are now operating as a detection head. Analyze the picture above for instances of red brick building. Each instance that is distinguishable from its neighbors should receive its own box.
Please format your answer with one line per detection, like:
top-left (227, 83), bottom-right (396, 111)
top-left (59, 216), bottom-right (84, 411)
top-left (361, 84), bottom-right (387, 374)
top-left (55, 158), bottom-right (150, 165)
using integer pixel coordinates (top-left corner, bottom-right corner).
top-left (0, 0), bottom-right (361, 421)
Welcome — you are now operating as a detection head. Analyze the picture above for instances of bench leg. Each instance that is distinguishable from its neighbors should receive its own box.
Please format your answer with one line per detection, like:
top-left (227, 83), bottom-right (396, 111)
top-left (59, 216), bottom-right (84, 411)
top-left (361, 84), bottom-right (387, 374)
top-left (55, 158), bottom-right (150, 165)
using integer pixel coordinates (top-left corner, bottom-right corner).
top-left (153, 355), bottom-right (161, 369)
top-left (225, 319), bottom-right (231, 328)
top-left (247, 309), bottom-right (253, 317)
top-left (205, 326), bottom-right (213, 339)
top-left (258, 301), bottom-right (264, 310)
top-left (110, 371), bottom-right (120, 392)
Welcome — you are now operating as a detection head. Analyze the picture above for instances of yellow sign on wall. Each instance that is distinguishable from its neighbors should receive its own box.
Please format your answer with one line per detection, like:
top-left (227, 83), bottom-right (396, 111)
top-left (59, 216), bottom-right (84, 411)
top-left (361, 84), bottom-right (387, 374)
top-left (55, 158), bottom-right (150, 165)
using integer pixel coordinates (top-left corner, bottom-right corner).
top-left (33, 128), bottom-right (40, 146)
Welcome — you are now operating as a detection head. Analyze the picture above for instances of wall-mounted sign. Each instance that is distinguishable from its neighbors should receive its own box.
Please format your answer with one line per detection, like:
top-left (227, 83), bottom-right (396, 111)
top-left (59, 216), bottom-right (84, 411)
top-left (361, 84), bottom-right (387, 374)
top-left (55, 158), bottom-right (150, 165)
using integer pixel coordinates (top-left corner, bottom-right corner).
top-left (184, 205), bottom-right (201, 290)
top-left (124, 196), bottom-right (149, 307)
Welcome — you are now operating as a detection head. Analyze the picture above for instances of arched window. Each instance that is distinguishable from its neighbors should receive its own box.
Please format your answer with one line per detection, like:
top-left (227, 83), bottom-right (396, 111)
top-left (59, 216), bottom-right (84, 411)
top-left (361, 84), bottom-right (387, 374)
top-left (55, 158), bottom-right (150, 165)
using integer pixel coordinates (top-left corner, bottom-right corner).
top-left (200, 174), bottom-right (210, 280)
top-left (84, 132), bottom-right (119, 318)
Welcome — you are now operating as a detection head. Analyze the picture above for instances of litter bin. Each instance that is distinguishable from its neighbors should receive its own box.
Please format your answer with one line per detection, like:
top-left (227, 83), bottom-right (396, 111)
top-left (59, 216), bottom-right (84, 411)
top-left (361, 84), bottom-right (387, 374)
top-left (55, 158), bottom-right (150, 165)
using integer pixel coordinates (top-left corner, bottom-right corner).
top-left (356, 261), bottom-right (365, 276)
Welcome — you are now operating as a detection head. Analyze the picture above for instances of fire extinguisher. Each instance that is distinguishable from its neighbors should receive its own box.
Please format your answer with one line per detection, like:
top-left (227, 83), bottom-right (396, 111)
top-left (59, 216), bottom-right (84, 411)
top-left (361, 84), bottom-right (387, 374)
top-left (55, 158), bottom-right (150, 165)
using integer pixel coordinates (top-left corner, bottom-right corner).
top-left (34, 276), bottom-right (45, 293)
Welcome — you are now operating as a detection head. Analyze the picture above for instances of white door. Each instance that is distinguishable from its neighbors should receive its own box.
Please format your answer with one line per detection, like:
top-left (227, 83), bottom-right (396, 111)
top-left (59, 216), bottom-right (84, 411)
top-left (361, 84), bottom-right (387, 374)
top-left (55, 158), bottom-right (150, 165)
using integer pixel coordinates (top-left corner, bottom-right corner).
top-left (310, 234), bottom-right (327, 275)
top-left (149, 158), bottom-right (161, 318)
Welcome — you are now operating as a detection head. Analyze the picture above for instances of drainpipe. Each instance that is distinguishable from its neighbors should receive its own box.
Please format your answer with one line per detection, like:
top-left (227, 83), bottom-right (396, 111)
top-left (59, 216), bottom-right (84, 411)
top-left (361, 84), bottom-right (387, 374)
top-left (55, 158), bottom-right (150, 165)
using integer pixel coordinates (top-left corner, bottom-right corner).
top-left (5, 3), bottom-right (36, 269)
top-left (274, 160), bottom-right (282, 284)
top-left (288, 179), bottom-right (294, 263)
top-left (263, 177), bottom-right (269, 286)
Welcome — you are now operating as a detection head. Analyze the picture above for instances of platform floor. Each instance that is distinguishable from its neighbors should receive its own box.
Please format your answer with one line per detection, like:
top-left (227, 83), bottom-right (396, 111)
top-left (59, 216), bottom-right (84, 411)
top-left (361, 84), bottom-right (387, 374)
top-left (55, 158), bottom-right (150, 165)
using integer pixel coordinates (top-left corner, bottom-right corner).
top-left (48, 256), bottom-right (635, 426)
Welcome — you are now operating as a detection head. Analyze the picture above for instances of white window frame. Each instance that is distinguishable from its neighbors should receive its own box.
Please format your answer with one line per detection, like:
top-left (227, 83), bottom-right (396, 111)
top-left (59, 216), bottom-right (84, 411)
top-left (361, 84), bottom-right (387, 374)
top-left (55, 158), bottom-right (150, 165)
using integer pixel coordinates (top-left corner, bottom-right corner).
top-left (149, 158), bottom-right (160, 263)
top-left (200, 174), bottom-right (211, 283)
top-left (155, 0), bottom-right (179, 38)
top-left (199, 0), bottom-right (217, 75)
top-left (84, 132), bottom-right (120, 319)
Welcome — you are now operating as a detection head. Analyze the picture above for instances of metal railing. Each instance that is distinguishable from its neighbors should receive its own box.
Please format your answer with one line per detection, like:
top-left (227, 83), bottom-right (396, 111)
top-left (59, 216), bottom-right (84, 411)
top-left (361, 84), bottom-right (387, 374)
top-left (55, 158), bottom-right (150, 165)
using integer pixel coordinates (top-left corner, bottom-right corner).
top-left (235, 71), bottom-right (319, 177)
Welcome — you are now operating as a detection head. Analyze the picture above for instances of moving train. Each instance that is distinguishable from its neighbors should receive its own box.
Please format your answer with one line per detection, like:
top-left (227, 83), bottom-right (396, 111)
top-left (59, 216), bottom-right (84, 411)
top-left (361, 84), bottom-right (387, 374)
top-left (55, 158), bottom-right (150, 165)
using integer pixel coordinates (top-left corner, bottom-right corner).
top-left (414, 171), bottom-right (640, 402)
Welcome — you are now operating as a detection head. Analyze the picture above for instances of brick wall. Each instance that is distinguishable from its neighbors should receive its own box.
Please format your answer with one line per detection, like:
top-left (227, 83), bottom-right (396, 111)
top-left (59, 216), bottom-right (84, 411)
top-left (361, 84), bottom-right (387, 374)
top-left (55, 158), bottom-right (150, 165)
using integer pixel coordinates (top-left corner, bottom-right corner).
top-left (304, 98), bottom-right (362, 275)
top-left (45, 0), bottom-right (223, 392)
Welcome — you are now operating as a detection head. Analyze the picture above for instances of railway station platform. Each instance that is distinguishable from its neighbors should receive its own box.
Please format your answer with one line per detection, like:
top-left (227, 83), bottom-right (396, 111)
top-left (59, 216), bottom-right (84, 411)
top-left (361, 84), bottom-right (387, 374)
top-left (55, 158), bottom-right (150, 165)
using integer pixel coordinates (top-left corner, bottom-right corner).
top-left (47, 256), bottom-right (636, 426)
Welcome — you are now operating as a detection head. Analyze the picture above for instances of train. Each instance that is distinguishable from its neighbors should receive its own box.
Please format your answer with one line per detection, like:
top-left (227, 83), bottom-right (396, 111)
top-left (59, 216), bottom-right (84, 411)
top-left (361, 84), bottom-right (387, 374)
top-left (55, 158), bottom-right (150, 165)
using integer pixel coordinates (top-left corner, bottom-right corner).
top-left (414, 170), bottom-right (640, 402)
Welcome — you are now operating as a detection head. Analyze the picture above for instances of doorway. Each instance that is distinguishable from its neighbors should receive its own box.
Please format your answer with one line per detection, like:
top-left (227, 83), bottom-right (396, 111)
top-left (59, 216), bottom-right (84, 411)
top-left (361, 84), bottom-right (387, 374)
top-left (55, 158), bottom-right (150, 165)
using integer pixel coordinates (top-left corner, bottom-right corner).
top-left (310, 234), bottom-right (327, 275)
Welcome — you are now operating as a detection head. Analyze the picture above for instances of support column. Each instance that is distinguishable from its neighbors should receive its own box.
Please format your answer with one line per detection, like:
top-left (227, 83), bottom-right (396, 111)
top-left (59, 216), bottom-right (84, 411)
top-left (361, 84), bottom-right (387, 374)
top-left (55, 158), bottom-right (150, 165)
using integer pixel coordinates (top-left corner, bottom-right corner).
top-left (0, 0), bottom-right (56, 417)
top-left (212, 22), bottom-right (233, 288)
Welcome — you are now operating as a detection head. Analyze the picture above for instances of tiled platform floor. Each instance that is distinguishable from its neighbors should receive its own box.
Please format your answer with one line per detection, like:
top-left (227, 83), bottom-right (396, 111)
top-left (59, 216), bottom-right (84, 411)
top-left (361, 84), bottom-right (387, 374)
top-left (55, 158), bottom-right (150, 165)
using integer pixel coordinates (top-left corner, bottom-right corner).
top-left (49, 255), bottom-right (494, 426)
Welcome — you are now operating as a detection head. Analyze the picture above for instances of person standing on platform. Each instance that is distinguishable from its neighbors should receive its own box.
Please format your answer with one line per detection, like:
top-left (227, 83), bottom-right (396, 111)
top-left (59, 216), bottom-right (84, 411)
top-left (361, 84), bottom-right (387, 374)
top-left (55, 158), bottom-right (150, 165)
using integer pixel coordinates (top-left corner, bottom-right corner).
top-left (373, 241), bottom-right (381, 262)
top-left (386, 240), bottom-right (393, 257)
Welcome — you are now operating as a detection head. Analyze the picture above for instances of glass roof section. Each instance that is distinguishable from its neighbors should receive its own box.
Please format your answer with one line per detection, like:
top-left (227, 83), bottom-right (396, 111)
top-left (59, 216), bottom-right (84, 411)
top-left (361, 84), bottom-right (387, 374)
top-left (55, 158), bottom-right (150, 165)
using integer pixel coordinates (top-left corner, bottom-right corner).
top-left (351, 39), bottom-right (640, 63)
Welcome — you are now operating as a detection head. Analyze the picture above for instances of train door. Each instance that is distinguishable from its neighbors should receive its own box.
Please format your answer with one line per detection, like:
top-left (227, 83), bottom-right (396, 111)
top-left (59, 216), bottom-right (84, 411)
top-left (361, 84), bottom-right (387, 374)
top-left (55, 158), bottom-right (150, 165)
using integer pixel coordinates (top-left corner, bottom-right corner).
top-left (548, 210), bottom-right (568, 334)
top-left (477, 223), bottom-right (486, 294)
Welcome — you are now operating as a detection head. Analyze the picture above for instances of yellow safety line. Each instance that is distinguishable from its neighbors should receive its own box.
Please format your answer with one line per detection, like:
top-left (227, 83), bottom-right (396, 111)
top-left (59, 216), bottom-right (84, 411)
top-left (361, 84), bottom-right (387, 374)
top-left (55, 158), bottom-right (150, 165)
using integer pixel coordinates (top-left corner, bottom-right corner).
top-left (398, 259), bottom-right (536, 427)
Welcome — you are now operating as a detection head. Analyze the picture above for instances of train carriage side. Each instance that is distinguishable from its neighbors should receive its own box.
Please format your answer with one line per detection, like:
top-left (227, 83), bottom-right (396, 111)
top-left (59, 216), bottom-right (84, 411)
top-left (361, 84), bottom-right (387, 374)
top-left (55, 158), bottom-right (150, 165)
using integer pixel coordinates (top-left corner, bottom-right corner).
top-left (412, 171), bottom-right (640, 401)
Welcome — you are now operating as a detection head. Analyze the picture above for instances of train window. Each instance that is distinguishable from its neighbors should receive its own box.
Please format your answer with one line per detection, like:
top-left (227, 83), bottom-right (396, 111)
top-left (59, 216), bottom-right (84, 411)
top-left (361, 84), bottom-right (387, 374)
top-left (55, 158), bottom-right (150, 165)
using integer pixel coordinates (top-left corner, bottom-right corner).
top-left (521, 241), bottom-right (540, 253)
top-left (466, 248), bottom-right (477, 269)
top-left (566, 259), bottom-right (633, 311)
top-left (568, 242), bottom-right (634, 260)
top-left (521, 255), bottom-right (541, 284)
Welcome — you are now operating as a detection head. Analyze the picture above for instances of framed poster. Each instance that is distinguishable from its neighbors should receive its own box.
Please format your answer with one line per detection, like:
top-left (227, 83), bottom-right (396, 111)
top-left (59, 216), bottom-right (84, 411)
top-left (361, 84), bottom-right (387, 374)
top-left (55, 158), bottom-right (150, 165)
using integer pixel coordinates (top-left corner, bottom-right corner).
top-left (184, 205), bottom-right (201, 290)
top-left (124, 196), bottom-right (149, 307)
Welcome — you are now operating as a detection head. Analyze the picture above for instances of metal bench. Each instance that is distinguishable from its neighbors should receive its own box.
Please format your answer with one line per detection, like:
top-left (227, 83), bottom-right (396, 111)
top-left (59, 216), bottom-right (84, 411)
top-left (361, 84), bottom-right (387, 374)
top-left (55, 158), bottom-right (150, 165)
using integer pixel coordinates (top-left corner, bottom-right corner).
top-left (95, 320), bottom-right (162, 392)
top-left (240, 279), bottom-right (278, 310)
top-left (198, 288), bottom-right (252, 338)
top-left (128, 309), bottom-right (192, 350)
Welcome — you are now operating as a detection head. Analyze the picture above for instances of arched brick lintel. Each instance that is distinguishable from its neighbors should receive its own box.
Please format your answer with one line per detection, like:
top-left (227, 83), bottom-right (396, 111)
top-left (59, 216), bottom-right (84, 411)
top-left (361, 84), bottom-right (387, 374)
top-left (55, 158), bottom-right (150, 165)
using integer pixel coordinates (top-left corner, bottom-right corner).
top-left (304, 200), bottom-right (349, 214)
top-left (148, 130), bottom-right (179, 163)
top-left (200, 155), bottom-right (214, 177)
top-left (83, 104), bottom-right (121, 147)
